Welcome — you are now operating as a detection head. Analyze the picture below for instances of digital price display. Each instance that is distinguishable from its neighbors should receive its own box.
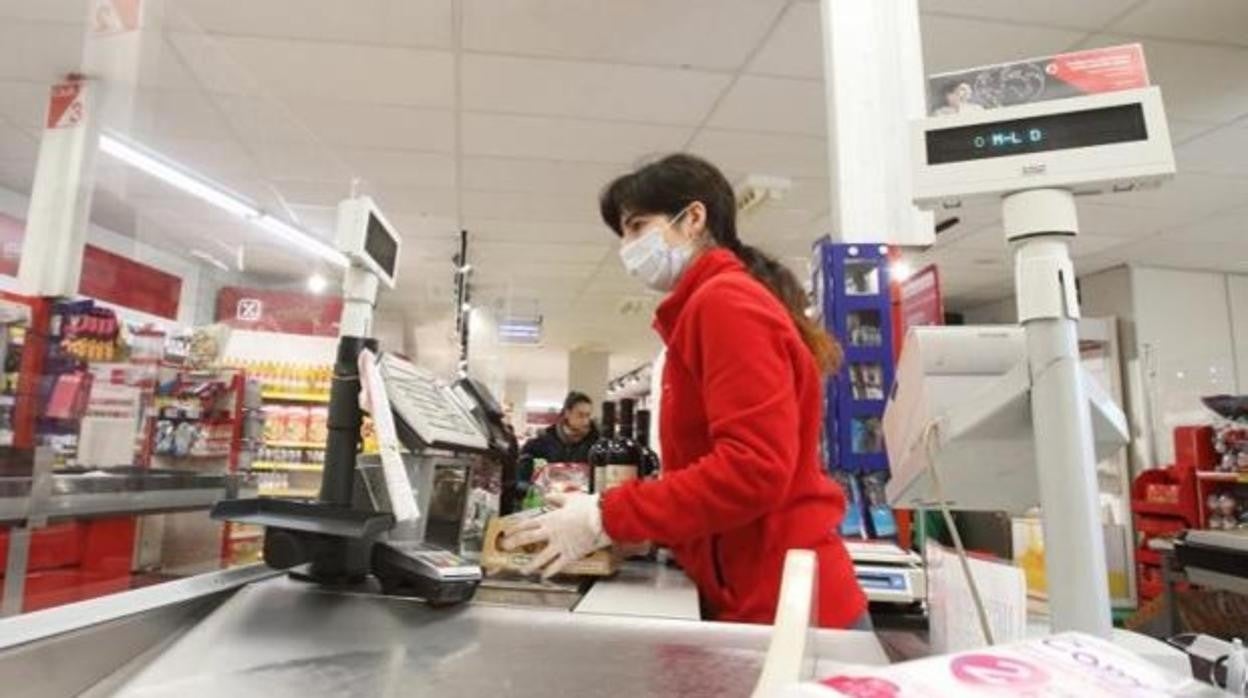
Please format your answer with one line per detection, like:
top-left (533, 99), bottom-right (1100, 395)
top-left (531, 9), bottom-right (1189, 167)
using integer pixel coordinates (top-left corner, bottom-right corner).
top-left (925, 103), bottom-right (1148, 165)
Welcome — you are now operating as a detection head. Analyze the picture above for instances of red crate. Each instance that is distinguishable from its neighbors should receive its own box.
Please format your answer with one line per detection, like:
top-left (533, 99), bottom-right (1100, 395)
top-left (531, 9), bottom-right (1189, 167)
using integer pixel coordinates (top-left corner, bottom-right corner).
top-left (1131, 466), bottom-right (1199, 528)
top-left (1174, 426), bottom-right (1216, 470)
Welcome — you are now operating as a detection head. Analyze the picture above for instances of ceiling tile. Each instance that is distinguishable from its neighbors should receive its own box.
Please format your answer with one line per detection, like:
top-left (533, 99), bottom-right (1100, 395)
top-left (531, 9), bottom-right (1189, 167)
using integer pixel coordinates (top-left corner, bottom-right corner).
top-left (473, 241), bottom-right (610, 265)
top-left (689, 129), bottom-right (828, 179)
top-left (462, 0), bottom-right (786, 71)
top-left (748, 2), bottom-right (823, 79)
top-left (1103, 171), bottom-right (1248, 217)
top-left (460, 189), bottom-right (600, 225)
top-left (171, 0), bottom-right (453, 49)
top-left (1176, 123), bottom-right (1248, 177)
top-left (278, 100), bottom-right (455, 151)
top-left (462, 54), bottom-right (730, 125)
top-left (462, 112), bottom-right (692, 164)
top-left (921, 15), bottom-right (1088, 75)
top-left (1165, 205), bottom-right (1248, 244)
top-left (252, 142), bottom-right (356, 183)
top-left (0, 0), bottom-right (86, 24)
top-left (0, 121), bottom-right (37, 161)
top-left (202, 36), bottom-right (455, 107)
top-left (707, 76), bottom-right (826, 136)
top-left (339, 149), bottom-right (457, 189)
top-left (371, 185), bottom-right (459, 218)
top-left (0, 80), bottom-right (55, 131)
top-left (920, 0), bottom-right (1138, 30)
top-left (465, 219), bottom-right (611, 245)
top-left (1077, 200), bottom-right (1210, 237)
top-left (1076, 34), bottom-right (1248, 122)
top-left (1110, 0), bottom-right (1248, 47)
top-left (0, 19), bottom-right (84, 82)
top-left (461, 157), bottom-right (622, 198)
top-left (1123, 239), bottom-right (1248, 273)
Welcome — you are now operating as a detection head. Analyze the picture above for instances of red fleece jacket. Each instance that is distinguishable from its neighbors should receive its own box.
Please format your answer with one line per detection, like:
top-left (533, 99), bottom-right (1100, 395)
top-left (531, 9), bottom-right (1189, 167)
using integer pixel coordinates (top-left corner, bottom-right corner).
top-left (601, 249), bottom-right (867, 629)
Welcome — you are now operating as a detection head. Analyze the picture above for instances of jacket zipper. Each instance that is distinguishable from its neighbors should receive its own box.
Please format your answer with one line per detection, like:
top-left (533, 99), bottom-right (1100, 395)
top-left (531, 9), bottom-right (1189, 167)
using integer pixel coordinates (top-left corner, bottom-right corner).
top-left (711, 536), bottom-right (727, 589)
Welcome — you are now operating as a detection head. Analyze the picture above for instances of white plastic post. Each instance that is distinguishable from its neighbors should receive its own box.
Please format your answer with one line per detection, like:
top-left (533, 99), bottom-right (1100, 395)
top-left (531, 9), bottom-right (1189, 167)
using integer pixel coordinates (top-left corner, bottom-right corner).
top-left (18, 79), bottom-right (100, 297)
top-left (1005, 188), bottom-right (1113, 639)
top-left (752, 550), bottom-right (818, 697)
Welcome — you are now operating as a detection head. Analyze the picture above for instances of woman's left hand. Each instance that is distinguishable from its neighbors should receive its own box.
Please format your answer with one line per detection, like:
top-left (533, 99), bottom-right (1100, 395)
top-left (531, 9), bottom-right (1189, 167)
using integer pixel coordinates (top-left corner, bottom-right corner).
top-left (501, 492), bottom-right (612, 579)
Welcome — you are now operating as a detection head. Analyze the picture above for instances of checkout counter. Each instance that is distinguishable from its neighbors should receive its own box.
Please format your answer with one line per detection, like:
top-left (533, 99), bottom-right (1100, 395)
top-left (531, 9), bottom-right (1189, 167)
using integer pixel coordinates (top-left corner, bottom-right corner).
top-left (0, 558), bottom-right (890, 697)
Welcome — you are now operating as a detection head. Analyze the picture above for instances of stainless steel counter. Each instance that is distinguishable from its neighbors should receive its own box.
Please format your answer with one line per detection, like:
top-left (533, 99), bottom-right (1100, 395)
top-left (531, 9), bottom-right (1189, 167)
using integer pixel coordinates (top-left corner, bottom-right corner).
top-left (574, 560), bottom-right (701, 621)
top-left (110, 577), bottom-right (889, 698)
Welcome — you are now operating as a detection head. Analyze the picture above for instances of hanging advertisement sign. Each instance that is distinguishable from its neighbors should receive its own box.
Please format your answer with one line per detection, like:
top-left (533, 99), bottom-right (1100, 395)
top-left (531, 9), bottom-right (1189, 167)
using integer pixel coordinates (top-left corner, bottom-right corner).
top-left (927, 44), bottom-right (1149, 117)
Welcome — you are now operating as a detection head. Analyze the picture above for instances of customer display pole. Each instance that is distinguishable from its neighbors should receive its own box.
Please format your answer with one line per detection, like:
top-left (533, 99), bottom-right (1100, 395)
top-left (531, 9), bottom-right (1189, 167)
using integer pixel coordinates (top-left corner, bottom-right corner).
top-left (1004, 187), bottom-right (1113, 638)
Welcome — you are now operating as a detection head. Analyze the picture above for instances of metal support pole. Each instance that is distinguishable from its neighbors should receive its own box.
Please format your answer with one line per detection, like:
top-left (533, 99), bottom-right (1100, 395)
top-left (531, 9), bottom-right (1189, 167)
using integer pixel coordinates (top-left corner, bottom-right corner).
top-left (454, 230), bottom-right (471, 378)
top-left (1005, 188), bottom-right (1112, 638)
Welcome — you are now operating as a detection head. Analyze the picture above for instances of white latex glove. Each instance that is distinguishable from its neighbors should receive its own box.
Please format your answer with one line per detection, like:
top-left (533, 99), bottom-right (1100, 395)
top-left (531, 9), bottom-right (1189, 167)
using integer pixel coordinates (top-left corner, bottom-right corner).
top-left (501, 492), bottom-right (612, 579)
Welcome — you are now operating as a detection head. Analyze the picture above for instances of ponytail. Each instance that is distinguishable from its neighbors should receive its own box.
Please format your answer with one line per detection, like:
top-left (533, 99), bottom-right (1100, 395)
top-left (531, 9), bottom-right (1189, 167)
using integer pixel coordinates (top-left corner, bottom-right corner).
top-left (730, 243), bottom-right (843, 374)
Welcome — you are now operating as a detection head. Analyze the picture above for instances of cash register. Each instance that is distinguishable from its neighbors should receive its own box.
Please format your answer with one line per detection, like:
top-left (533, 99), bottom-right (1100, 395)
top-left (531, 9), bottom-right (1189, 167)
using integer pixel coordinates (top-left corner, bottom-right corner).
top-left (211, 196), bottom-right (513, 606)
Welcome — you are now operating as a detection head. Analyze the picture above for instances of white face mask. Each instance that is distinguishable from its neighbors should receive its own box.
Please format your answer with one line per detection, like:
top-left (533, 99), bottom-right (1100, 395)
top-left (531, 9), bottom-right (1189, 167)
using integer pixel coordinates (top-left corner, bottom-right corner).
top-left (618, 206), bottom-right (695, 292)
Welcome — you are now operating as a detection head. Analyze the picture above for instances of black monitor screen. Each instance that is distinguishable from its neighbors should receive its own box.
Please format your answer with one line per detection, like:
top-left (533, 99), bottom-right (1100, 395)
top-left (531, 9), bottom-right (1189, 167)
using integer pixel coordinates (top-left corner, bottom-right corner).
top-left (925, 103), bottom-right (1148, 165)
top-left (365, 211), bottom-right (398, 280)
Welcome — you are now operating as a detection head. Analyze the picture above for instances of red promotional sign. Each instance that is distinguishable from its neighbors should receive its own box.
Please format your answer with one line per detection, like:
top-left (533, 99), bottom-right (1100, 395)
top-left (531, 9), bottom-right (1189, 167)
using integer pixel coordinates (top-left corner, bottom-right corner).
top-left (90, 0), bottom-right (141, 36)
top-left (1046, 45), bottom-right (1149, 95)
top-left (928, 43), bottom-right (1149, 115)
top-left (216, 287), bottom-right (342, 337)
top-left (79, 245), bottom-right (182, 320)
top-left (898, 265), bottom-right (943, 357)
top-left (45, 81), bottom-right (86, 130)
top-left (0, 214), bottom-right (183, 320)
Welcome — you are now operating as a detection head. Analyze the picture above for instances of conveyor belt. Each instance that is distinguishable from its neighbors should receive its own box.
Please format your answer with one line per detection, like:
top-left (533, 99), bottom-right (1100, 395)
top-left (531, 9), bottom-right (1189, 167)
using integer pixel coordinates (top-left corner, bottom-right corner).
top-left (108, 577), bottom-right (889, 698)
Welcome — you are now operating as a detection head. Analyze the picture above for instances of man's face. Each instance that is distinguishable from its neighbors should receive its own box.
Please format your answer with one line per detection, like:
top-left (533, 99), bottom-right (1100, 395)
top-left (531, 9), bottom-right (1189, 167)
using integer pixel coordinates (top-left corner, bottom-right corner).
top-left (563, 402), bottom-right (594, 438)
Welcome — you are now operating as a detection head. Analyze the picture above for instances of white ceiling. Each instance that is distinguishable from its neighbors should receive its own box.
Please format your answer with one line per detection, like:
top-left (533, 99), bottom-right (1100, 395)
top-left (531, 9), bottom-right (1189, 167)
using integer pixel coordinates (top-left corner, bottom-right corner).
top-left (0, 0), bottom-right (1245, 401)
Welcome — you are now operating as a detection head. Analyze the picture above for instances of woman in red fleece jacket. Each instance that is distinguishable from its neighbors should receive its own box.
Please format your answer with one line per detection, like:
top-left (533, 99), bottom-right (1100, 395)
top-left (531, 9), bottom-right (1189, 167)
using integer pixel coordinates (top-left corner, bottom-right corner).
top-left (503, 153), bottom-right (868, 630)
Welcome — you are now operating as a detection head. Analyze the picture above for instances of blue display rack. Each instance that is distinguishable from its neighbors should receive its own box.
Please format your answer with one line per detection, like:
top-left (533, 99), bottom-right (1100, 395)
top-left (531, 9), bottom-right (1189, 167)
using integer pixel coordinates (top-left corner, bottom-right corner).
top-left (812, 239), bottom-right (900, 539)
top-left (812, 239), bottom-right (895, 475)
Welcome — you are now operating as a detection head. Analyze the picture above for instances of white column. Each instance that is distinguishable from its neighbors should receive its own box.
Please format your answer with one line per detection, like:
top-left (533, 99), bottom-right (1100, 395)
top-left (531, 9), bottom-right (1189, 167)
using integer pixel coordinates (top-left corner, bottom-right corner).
top-left (820, 0), bottom-right (933, 247)
top-left (567, 346), bottom-right (609, 409)
top-left (18, 78), bottom-right (101, 297)
top-left (503, 379), bottom-right (528, 433)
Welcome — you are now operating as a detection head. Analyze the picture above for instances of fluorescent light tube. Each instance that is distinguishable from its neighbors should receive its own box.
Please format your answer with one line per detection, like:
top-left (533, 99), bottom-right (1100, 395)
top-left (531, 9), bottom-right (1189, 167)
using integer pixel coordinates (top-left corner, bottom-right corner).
top-left (99, 132), bottom-right (348, 269)
top-left (255, 214), bottom-right (348, 268)
top-left (99, 134), bottom-right (257, 219)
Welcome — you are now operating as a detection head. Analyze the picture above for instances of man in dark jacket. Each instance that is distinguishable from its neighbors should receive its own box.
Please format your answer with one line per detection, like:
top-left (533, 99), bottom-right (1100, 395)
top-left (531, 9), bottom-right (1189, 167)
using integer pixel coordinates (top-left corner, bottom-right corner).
top-left (517, 391), bottom-right (598, 496)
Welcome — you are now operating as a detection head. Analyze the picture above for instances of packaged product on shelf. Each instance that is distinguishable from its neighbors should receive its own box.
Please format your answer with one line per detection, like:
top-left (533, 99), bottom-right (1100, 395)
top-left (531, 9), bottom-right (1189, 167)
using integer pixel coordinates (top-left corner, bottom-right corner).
top-left (307, 407), bottom-right (329, 444)
top-left (282, 406), bottom-right (311, 444)
top-left (263, 407), bottom-right (286, 444)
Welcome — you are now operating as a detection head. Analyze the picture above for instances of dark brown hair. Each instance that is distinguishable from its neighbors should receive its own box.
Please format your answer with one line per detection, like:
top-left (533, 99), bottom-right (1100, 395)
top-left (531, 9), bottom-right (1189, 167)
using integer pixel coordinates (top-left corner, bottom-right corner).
top-left (561, 391), bottom-right (592, 414)
top-left (600, 153), bottom-right (842, 374)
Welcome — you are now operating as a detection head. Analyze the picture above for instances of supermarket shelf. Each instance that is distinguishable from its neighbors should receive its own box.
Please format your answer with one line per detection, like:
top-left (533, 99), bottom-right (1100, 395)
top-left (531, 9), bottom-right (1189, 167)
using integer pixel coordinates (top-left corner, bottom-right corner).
top-left (264, 441), bottom-right (325, 450)
top-left (258, 488), bottom-right (319, 499)
top-left (248, 462), bottom-right (323, 472)
top-left (1131, 501), bottom-right (1188, 518)
top-left (153, 451), bottom-right (232, 460)
top-left (261, 391), bottom-right (329, 404)
top-left (1196, 471), bottom-right (1248, 483)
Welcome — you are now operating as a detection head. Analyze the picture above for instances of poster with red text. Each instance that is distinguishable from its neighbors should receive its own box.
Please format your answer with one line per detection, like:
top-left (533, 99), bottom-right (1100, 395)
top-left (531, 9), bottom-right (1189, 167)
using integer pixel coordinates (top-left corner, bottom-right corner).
top-left (928, 44), bottom-right (1149, 116)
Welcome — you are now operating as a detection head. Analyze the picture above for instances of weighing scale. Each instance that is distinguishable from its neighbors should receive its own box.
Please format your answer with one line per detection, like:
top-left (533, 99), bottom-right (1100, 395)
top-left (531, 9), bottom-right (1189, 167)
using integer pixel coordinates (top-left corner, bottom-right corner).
top-left (847, 540), bottom-right (926, 606)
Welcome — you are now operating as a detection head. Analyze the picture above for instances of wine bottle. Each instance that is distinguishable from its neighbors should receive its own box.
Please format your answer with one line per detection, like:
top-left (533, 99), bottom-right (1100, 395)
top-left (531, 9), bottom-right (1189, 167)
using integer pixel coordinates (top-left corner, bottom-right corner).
top-left (603, 399), bottom-right (643, 492)
top-left (588, 401), bottom-right (616, 494)
top-left (635, 408), bottom-right (660, 479)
